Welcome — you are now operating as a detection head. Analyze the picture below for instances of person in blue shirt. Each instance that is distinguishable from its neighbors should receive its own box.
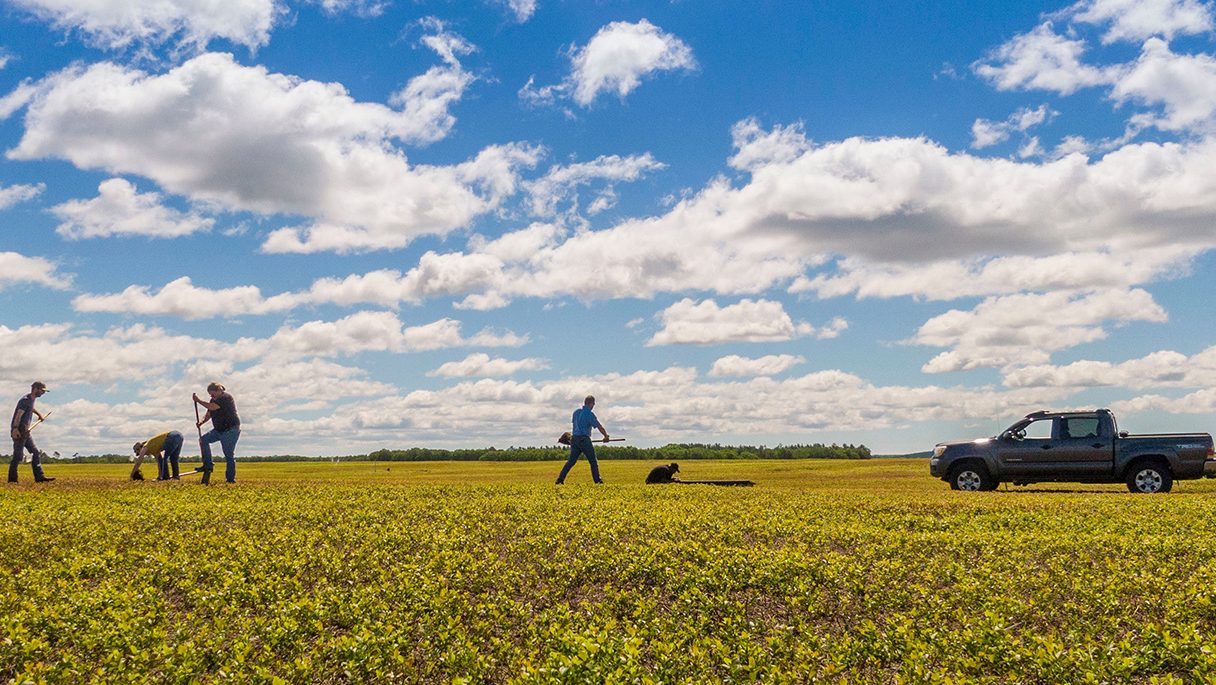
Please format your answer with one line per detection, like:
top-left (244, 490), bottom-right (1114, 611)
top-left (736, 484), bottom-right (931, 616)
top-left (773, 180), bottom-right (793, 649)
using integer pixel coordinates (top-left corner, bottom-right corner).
top-left (8, 381), bottom-right (54, 484)
top-left (555, 395), bottom-right (610, 485)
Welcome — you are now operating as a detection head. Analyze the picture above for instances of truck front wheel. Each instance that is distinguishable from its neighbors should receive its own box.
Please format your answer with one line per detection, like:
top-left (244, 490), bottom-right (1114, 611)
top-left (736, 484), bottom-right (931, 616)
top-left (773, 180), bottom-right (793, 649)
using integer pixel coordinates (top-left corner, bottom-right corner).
top-left (947, 462), bottom-right (996, 492)
top-left (1126, 462), bottom-right (1173, 494)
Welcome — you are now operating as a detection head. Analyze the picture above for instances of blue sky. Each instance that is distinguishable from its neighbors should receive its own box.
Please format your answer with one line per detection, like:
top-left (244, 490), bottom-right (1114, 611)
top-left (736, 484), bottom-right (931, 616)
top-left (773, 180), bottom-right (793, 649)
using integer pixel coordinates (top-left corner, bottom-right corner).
top-left (2, 0), bottom-right (1216, 456)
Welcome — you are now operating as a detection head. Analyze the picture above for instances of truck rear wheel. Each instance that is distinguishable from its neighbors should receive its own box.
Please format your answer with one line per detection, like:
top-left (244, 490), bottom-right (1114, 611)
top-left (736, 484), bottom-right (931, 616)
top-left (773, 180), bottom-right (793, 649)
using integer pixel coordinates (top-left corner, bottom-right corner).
top-left (1126, 462), bottom-right (1173, 493)
top-left (948, 462), bottom-right (995, 492)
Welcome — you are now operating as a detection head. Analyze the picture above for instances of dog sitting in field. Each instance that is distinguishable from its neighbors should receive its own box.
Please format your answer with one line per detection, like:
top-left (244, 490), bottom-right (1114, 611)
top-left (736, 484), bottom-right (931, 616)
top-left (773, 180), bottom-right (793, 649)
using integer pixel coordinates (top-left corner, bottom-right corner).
top-left (645, 462), bottom-right (681, 484)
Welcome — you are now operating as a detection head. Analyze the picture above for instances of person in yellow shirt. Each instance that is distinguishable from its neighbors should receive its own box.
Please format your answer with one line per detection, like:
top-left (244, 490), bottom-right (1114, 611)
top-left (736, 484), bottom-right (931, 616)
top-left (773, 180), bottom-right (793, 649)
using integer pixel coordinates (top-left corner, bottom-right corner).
top-left (131, 430), bottom-right (184, 481)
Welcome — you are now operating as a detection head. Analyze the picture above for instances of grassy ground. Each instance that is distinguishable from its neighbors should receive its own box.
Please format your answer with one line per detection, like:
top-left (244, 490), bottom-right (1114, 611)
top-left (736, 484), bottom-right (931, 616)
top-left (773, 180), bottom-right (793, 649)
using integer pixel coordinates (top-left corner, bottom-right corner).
top-left (4, 460), bottom-right (1216, 683)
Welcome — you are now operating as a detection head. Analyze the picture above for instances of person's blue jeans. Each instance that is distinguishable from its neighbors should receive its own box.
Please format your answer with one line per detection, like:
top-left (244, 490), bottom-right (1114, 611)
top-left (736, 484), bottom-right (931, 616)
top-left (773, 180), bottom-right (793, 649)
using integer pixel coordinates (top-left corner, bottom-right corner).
top-left (8, 435), bottom-right (47, 482)
top-left (158, 431), bottom-right (184, 480)
top-left (556, 435), bottom-right (603, 484)
top-left (200, 427), bottom-right (240, 483)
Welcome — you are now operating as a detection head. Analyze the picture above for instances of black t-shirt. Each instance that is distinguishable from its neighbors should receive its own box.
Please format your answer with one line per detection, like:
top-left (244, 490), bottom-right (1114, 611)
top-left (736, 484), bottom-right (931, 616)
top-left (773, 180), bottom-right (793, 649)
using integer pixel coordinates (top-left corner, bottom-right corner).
top-left (210, 392), bottom-right (240, 432)
top-left (646, 465), bottom-right (678, 484)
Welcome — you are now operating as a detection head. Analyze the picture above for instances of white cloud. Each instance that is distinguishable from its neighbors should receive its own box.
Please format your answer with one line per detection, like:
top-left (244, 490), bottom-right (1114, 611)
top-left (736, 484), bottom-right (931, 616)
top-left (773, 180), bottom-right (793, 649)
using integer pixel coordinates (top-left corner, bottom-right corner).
top-left (7, 53), bottom-right (540, 254)
top-left (67, 125), bottom-right (1216, 319)
top-left (1110, 38), bottom-right (1216, 133)
top-left (522, 19), bottom-right (696, 108)
top-left (0, 252), bottom-right (71, 291)
top-left (648, 298), bottom-right (820, 346)
top-left (52, 178), bottom-right (214, 239)
top-left (524, 153), bottom-right (665, 216)
top-left (387, 19), bottom-right (477, 145)
top-left (1065, 0), bottom-right (1214, 44)
top-left (1004, 346), bottom-right (1216, 388)
top-left (794, 246), bottom-right (1197, 301)
top-left (0, 182), bottom-right (43, 209)
top-left (971, 104), bottom-right (1054, 149)
top-left (310, 0), bottom-right (388, 17)
top-left (913, 288), bottom-right (1168, 373)
top-left (263, 311), bottom-right (527, 358)
top-left (428, 352), bottom-right (548, 377)
top-left (974, 22), bottom-right (1112, 95)
top-left (728, 118), bottom-right (810, 171)
top-left (0, 323), bottom-right (237, 385)
top-left (1114, 387), bottom-right (1216, 415)
top-left (492, 0), bottom-right (536, 22)
top-left (72, 276), bottom-right (299, 319)
top-left (0, 312), bottom-right (525, 388)
top-left (708, 354), bottom-right (805, 377)
top-left (5, 0), bottom-right (281, 50)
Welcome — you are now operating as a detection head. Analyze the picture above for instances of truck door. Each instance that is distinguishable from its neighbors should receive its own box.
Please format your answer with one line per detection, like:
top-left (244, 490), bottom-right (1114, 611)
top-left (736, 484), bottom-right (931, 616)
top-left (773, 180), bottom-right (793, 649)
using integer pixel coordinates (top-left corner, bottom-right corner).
top-left (1054, 416), bottom-right (1113, 475)
top-left (997, 417), bottom-right (1057, 475)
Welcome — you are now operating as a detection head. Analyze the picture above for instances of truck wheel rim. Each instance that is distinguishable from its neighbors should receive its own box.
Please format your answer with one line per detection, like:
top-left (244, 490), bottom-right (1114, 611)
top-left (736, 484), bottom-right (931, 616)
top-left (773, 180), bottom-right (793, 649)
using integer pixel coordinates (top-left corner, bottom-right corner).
top-left (1134, 469), bottom-right (1162, 492)
top-left (957, 471), bottom-right (982, 491)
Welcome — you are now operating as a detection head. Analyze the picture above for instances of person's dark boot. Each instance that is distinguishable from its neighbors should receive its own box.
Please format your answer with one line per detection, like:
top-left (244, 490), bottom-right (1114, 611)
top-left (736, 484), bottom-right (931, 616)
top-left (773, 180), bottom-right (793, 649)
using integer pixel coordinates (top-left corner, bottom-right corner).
top-left (35, 477), bottom-right (55, 482)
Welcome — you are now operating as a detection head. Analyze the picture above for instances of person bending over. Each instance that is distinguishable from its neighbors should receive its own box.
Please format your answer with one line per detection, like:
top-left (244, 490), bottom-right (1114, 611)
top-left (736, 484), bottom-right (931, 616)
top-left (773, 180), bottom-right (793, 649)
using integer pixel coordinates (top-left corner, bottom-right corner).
top-left (646, 462), bottom-right (682, 484)
top-left (131, 430), bottom-right (185, 481)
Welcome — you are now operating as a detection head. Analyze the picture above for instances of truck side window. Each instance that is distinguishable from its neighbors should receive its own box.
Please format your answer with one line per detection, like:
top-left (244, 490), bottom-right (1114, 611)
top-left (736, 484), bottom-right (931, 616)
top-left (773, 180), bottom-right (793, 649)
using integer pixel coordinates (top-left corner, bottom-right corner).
top-left (1023, 419), bottom-right (1053, 440)
top-left (1063, 417), bottom-right (1101, 439)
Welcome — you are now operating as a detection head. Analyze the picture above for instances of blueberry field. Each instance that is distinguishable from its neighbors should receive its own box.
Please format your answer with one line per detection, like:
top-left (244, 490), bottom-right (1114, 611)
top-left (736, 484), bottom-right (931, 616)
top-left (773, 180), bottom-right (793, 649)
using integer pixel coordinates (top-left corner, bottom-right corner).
top-left (5, 459), bottom-right (1216, 683)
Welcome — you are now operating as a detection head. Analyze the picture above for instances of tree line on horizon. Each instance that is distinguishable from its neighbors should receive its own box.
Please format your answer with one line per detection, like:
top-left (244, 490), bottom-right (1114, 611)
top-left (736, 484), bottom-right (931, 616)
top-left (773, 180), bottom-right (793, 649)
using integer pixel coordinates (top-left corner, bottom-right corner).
top-left (26, 442), bottom-right (871, 464)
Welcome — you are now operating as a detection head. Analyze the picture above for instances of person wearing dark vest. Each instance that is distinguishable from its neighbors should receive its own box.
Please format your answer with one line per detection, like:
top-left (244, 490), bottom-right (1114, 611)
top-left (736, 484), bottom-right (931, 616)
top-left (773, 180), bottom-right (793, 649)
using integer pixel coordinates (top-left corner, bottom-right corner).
top-left (131, 430), bottom-right (185, 481)
top-left (555, 395), bottom-right (609, 485)
top-left (646, 462), bottom-right (681, 484)
top-left (8, 381), bottom-right (54, 483)
top-left (193, 382), bottom-right (240, 485)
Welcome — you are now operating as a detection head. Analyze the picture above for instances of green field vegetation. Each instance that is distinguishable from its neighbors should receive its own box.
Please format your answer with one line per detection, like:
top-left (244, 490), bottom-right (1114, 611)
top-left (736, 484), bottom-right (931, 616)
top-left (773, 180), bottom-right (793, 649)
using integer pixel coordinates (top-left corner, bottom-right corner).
top-left (4, 460), bottom-right (1216, 683)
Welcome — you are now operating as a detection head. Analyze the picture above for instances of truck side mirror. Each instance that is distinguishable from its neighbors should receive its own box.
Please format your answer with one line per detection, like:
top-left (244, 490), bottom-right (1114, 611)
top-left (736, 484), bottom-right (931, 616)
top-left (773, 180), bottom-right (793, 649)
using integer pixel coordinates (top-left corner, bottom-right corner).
top-left (1118, 431), bottom-right (1128, 438)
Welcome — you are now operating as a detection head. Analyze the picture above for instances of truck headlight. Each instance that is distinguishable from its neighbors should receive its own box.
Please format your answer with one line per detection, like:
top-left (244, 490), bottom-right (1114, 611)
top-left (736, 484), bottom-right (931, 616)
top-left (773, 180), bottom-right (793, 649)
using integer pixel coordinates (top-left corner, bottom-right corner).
top-left (933, 445), bottom-right (946, 458)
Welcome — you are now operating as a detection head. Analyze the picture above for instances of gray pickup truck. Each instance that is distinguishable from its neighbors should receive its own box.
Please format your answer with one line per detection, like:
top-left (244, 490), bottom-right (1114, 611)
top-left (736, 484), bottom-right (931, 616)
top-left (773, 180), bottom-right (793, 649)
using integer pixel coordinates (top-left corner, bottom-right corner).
top-left (929, 409), bottom-right (1215, 493)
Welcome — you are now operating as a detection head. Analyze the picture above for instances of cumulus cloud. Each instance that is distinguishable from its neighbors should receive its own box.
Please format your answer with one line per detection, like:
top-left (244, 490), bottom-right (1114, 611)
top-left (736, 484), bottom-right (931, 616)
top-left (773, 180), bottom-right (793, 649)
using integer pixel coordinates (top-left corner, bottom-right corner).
top-left (52, 178), bottom-right (214, 239)
top-left (647, 298), bottom-right (825, 346)
top-left (975, 6), bottom-right (1216, 136)
top-left (67, 120), bottom-right (1216, 321)
top-left (491, 0), bottom-right (536, 22)
top-left (0, 312), bottom-right (525, 387)
top-left (793, 246), bottom-right (1197, 301)
top-left (0, 252), bottom-right (71, 291)
top-left (263, 311), bottom-right (527, 358)
top-left (0, 322), bottom-right (236, 385)
top-left (728, 118), bottom-right (811, 171)
top-left (524, 153), bottom-right (666, 216)
top-left (0, 182), bottom-right (43, 209)
top-left (913, 288), bottom-right (1168, 373)
top-left (971, 104), bottom-right (1055, 150)
top-left (6, 53), bottom-right (540, 254)
top-left (708, 354), bottom-right (805, 377)
top-left (974, 23), bottom-right (1113, 95)
top-left (428, 352), bottom-right (549, 377)
top-left (1064, 0), bottom-right (1214, 44)
top-left (1110, 38), bottom-right (1216, 133)
top-left (5, 0), bottom-right (281, 51)
top-left (1004, 346), bottom-right (1216, 388)
top-left (1114, 387), bottom-right (1216, 415)
top-left (521, 19), bottom-right (695, 108)
top-left (388, 18), bottom-right (477, 145)
top-left (72, 276), bottom-right (298, 319)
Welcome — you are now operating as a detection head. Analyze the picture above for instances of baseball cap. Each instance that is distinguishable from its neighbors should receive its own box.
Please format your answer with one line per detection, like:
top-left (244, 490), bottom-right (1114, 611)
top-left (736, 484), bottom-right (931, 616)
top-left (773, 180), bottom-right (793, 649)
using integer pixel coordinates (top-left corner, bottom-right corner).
top-left (31, 381), bottom-right (49, 392)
